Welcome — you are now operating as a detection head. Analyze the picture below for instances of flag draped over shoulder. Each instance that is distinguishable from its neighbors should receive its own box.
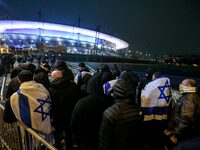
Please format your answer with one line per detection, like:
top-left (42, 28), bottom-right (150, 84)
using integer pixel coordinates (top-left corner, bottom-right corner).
top-left (141, 76), bottom-right (172, 121)
top-left (74, 71), bottom-right (92, 84)
top-left (10, 81), bottom-right (51, 134)
top-left (103, 79), bottom-right (118, 96)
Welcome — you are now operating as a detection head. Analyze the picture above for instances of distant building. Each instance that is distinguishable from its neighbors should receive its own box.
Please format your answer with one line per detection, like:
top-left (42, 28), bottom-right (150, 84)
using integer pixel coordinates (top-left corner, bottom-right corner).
top-left (0, 20), bottom-right (128, 56)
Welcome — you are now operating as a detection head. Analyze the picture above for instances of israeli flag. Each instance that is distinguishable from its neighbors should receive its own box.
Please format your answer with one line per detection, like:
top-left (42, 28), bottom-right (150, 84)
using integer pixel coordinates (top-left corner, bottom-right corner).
top-left (103, 79), bottom-right (118, 96)
top-left (141, 76), bottom-right (172, 121)
top-left (74, 71), bottom-right (92, 84)
top-left (10, 81), bottom-right (52, 134)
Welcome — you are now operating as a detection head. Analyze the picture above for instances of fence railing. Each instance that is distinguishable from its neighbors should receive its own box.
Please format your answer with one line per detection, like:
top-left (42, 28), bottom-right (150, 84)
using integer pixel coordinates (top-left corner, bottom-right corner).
top-left (0, 103), bottom-right (57, 150)
top-left (0, 74), bottom-right (57, 150)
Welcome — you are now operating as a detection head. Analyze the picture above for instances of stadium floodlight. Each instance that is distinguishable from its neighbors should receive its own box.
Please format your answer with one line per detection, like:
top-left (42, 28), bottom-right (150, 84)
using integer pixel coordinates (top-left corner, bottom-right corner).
top-left (0, 20), bottom-right (129, 50)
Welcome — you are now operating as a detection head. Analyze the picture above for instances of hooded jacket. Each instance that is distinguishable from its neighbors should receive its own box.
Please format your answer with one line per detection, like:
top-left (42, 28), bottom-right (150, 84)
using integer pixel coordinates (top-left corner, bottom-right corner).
top-left (49, 77), bottom-right (81, 131)
top-left (71, 73), bottom-right (114, 150)
top-left (99, 78), bottom-right (143, 150)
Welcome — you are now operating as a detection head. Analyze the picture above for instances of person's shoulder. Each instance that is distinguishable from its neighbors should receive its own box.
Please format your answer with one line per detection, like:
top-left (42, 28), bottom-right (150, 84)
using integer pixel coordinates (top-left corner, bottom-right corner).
top-left (104, 104), bottom-right (120, 120)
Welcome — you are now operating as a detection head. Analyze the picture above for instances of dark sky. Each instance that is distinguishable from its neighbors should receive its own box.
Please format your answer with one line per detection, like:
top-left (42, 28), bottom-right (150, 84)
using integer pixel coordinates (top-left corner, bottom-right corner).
top-left (1, 0), bottom-right (200, 56)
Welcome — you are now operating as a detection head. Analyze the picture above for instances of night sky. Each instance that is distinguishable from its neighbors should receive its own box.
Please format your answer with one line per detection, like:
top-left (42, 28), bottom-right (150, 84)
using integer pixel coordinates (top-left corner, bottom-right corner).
top-left (0, 0), bottom-right (200, 56)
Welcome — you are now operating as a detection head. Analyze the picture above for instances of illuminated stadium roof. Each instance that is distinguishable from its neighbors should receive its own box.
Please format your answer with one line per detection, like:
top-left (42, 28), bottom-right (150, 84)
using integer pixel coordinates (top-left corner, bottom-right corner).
top-left (0, 20), bottom-right (129, 50)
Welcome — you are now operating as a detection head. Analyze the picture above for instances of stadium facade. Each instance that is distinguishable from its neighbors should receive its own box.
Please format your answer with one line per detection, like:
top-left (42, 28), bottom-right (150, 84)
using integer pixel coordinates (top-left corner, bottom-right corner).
top-left (0, 20), bottom-right (128, 56)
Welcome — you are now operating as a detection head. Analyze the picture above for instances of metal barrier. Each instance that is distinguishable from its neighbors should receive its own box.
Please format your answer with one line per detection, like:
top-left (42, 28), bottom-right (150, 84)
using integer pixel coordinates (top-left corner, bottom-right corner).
top-left (0, 104), bottom-right (57, 150)
top-left (0, 75), bottom-right (57, 150)
top-left (0, 76), bottom-right (6, 101)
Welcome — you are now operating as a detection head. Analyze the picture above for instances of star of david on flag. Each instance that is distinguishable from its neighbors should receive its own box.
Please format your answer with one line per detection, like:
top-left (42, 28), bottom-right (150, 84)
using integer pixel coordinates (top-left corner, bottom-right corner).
top-left (34, 96), bottom-right (51, 121)
top-left (158, 80), bottom-right (171, 103)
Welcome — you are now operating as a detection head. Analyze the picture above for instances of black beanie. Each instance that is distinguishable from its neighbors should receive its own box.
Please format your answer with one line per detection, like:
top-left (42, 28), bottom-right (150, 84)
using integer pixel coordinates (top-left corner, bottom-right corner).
top-left (78, 62), bottom-right (86, 68)
top-left (119, 71), bottom-right (139, 87)
top-left (54, 60), bottom-right (67, 70)
top-left (113, 71), bottom-right (139, 98)
top-left (18, 70), bottom-right (33, 83)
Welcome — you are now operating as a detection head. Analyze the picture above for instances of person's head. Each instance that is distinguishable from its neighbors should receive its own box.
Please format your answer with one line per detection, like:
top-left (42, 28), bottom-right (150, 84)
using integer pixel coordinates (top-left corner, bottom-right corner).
top-left (18, 70), bottom-right (33, 83)
top-left (111, 64), bottom-right (120, 78)
top-left (111, 64), bottom-right (118, 70)
top-left (78, 62), bottom-right (85, 68)
top-left (113, 71), bottom-right (139, 99)
top-left (42, 63), bottom-right (51, 73)
top-left (86, 73), bottom-right (104, 95)
top-left (78, 62), bottom-right (88, 71)
top-left (10, 66), bottom-right (24, 79)
top-left (54, 60), bottom-right (68, 70)
top-left (51, 70), bottom-right (63, 80)
top-left (145, 68), bottom-right (155, 81)
top-left (99, 64), bottom-right (110, 72)
top-left (152, 72), bottom-right (161, 80)
top-left (27, 63), bottom-right (36, 74)
top-left (179, 79), bottom-right (197, 94)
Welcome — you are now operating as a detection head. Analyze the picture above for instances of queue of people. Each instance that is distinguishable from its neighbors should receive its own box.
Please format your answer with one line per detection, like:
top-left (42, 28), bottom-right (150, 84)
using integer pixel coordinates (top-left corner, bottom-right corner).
top-left (2, 60), bottom-right (200, 150)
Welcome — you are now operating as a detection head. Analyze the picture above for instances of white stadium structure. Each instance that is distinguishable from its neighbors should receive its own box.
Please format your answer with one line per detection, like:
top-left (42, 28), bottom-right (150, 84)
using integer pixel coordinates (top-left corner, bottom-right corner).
top-left (0, 20), bottom-right (128, 56)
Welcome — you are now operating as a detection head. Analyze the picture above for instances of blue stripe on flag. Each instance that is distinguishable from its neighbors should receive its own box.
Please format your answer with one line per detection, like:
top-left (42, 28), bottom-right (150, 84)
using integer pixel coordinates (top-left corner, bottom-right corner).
top-left (17, 90), bottom-right (32, 128)
top-left (142, 106), bottom-right (169, 115)
top-left (104, 82), bottom-right (111, 96)
top-left (77, 72), bottom-right (82, 85)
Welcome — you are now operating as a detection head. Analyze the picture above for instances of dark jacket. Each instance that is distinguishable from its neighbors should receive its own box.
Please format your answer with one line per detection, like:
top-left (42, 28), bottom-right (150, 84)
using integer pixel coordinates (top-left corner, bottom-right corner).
top-left (168, 93), bottom-right (200, 140)
top-left (49, 77), bottom-right (81, 131)
top-left (99, 99), bottom-right (143, 150)
top-left (6, 77), bottom-right (20, 99)
top-left (3, 99), bottom-right (17, 123)
top-left (99, 64), bottom-right (113, 84)
top-left (34, 72), bottom-right (50, 90)
top-left (71, 73), bottom-right (114, 150)
top-left (111, 64), bottom-right (121, 79)
top-left (99, 77), bottom-right (143, 150)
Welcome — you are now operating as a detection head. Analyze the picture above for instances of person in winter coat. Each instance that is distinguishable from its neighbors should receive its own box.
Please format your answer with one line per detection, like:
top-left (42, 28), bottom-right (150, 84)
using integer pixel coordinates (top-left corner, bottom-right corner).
top-left (34, 65), bottom-right (50, 90)
top-left (136, 67), bottom-right (155, 104)
top-left (110, 64), bottom-right (121, 79)
top-left (4, 70), bottom-right (52, 134)
top-left (99, 64), bottom-right (113, 84)
top-left (99, 71), bottom-right (144, 150)
top-left (49, 70), bottom-right (81, 150)
top-left (74, 62), bottom-right (92, 96)
top-left (164, 79), bottom-right (200, 150)
top-left (54, 60), bottom-right (74, 81)
top-left (71, 72), bottom-right (114, 150)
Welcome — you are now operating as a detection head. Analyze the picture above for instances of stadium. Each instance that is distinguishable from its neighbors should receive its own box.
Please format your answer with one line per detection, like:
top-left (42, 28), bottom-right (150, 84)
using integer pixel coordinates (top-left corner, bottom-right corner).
top-left (0, 20), bottom-right (129, 56)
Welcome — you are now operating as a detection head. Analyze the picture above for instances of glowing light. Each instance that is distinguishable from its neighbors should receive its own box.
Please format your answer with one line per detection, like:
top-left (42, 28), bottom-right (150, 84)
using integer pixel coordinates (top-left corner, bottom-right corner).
top-left (0, 20), bottom-right (128, 49)
top-left (90, 43), bottom-right (94, 46)
top-left (57, 38), bottom-right (61, 41)
top-left (193, 64), bottom-right (198, 67)
top-left (19, 34), bottom-right (26, 39)
top-left (98, 45), bottom-right (102, 49)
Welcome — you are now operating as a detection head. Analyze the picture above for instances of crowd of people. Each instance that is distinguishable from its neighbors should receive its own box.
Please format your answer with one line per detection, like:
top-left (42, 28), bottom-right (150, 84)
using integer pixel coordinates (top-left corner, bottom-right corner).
top-left (2, 57), bottom-right (200, 150)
